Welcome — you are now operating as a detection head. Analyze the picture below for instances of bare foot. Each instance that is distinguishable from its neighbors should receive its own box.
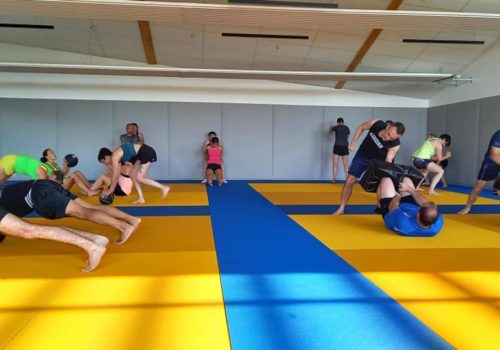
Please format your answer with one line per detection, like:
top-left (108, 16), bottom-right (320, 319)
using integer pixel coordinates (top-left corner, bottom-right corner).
top-left (161, 185), bottom-right (170, 200)
top-left (131, 198), bottom-right (145, 204)
top-left (93, 235), bottom-right (109, 247)
top-left (82, 245), bottom-right (106, 272)
top-left (428, 190), bottom-right (441, 195)
top-left (332, 207), bottom-right (344, 216)
top-left (115, 220), bottom-right (140, 245)
top-left (208, 182), bottom-right (213, 187)
top-left (458, 207), bottom-right (470, 215)
top-left (218, 182), bottom-right (223, 186)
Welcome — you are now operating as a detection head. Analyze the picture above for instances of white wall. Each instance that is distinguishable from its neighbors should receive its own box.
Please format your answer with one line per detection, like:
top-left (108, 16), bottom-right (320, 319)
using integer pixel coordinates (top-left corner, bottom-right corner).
top-left (430, 36), bottom-right (500, 107)
top-left (0, 99), bottom-right (427, 181)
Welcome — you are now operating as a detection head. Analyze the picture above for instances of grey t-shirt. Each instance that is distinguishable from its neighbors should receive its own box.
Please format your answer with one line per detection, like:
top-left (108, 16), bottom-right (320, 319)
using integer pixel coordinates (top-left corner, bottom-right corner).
top-left (332, 124), bottom-right (350, 146)
top-left (120, 134), bottom-right (140, 145)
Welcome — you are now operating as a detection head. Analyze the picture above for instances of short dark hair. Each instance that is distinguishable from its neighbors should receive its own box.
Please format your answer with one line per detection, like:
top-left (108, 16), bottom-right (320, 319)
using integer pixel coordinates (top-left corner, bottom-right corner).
top-left (385, 120), bottom-right (393, 125)
top-left (337, 117), bottom-right (344, 124)
top-left (97, 147), bottom-right (112, 162)
top-left (419, 202), bottom-right (439, 226)
top-left (211, 136), bottom-right (219, 144)
top-left (440, 133), bottom-right (451, 147)
top-left (208, 131), bottom-right (217, 137)
top-left (391, 122), bottom-right (405, 136)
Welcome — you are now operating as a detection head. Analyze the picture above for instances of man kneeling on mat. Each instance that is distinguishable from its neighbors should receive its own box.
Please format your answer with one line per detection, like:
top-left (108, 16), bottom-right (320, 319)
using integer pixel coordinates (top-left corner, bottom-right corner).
top-left (0, 206), bottom-right (108, 272)
top-left (0, 172), bottom-right (141, 244)
top-left (377, 176), bottom-right (443, 236)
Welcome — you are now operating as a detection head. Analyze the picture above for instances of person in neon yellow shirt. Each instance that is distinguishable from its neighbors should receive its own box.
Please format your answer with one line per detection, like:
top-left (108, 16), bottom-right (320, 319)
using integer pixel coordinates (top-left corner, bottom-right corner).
top-left (0, 154), bottom-right (52, 183)
top-left (412, 134), bottom-right (451, 195)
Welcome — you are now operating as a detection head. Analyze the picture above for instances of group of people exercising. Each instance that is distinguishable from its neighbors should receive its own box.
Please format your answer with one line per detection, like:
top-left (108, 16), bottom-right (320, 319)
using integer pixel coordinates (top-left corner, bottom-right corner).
top-left (330, 118), bottom-right (500, 236)
top-left (0, 119), bottom-right (497, 271)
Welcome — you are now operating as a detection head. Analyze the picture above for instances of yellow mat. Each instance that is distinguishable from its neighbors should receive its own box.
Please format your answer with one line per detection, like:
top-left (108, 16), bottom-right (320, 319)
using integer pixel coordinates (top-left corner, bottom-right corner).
top-left (291, 214), bottom-right (500, 350)
top-left (0, 216), bottom-right (230, 350)
top-left (251, 183), bottom-right (499, 205)
top-left (71, 183), bottom-right (208, 206)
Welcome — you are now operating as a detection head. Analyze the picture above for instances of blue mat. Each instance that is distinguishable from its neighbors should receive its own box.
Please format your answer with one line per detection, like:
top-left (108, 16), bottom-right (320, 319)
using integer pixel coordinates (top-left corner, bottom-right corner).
top-left (207, 182), bottom-right (452, 350)
top-left (25, 205), bottom-right (210, 218)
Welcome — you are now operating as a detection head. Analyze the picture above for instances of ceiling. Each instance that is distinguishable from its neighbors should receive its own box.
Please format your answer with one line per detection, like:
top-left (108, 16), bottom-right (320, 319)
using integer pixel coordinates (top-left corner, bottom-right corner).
top-left (1, 0), bottom-right (500, 99)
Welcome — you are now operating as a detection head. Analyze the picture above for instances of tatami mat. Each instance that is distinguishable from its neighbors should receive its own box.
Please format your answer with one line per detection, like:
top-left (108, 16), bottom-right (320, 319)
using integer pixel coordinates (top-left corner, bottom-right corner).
top-left (0, 216), bottom-right (230, 349)
top-left (251, 183), bottom-right (499, 205)
top-left (72, 183), bottom-right (208, 206)
top-left (291, 214), bottom-right (500, 350)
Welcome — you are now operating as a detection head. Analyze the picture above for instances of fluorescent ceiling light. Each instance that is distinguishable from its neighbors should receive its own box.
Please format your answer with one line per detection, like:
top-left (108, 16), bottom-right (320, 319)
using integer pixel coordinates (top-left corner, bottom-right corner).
top-left (0, 62), bottom-right (452, 82)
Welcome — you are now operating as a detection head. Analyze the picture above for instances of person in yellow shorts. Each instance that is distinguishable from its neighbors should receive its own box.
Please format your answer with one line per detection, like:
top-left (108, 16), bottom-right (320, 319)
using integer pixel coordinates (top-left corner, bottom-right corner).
top-left (0, 154), bottom-right (51, 183)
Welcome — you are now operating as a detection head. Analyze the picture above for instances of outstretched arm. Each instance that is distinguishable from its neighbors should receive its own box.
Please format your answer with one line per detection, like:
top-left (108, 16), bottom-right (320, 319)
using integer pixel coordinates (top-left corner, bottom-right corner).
top-left (349, 119), bottom-right (378, 152)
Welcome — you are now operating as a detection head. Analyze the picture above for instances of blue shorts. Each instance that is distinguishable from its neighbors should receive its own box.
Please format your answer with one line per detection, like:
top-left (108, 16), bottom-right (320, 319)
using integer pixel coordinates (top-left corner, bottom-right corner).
top-left (348, 153), bottom-right (372, 178)
top-left (477, 156), bottom-right (500, 181)
top-left (412, 158), bottom-right (431, 170)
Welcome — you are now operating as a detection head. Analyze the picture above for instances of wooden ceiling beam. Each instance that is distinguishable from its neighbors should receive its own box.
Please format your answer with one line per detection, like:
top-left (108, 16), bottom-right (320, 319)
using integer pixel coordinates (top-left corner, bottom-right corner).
top-left (138, 20), bottom-right (157, 64)
top-left (335, 0), bottom-right (404, 89)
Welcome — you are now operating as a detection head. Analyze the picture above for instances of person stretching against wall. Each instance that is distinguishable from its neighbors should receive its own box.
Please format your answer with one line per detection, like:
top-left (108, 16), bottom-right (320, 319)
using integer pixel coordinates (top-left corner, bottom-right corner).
top-left (329, 117), bottom-right (350, 183)
top-left (205, 137), bottom-right (224, 186)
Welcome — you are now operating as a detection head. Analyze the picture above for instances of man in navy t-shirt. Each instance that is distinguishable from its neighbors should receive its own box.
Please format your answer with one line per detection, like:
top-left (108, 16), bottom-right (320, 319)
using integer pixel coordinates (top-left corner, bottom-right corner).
top-left (377, 176), bottom-right (443, 237)
top-left (333, 118), bottom-right (405, 215)
top-left (459, 129), bottom-right (500, 214)
top-left (329, 117), bottom-right (350, 183)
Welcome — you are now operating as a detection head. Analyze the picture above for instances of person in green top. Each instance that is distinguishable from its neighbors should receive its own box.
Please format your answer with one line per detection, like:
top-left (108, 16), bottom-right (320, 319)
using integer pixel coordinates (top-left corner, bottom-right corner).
top-left (0, 154), bottom-right (51, 183)
top-left (412, 133), bottom-right (451, 195)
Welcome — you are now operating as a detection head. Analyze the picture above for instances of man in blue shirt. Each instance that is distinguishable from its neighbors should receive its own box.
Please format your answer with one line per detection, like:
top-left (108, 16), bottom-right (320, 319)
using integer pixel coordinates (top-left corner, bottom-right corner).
top-left (377, 176), bottom-right (444, 237)
top-left (459, 129), bottom-right (500, 214)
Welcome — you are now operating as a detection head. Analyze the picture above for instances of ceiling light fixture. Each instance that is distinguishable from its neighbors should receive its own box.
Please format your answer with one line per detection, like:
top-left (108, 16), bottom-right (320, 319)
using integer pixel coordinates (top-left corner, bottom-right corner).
top-left (0, 62), bottom-right (453, 82)
top-left (222, 33), bottom-right (308, 40)
top-left (403, 39), bottom-right (485, 45)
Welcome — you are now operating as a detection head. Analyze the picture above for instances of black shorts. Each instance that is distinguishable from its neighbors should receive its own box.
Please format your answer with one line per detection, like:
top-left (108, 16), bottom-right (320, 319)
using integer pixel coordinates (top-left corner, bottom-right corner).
top-left (31, 181), bottom-right (74, 220)
top-left (477, 156), bottom-right (500, 181)
top-left (134, 144), bottom-right (157, 164)
top-left (207, 163), bottom-right (222, 172)
top-left (333, 145), bottom-right (349, 156)
top-left (378, 195), bottom-right (417, 217)
top-left (114, 183), bottom-right (127, 196)
top-left (0, 205), bottom-right (8, 222)
top-left (0, 206), bottom-right (8, 243)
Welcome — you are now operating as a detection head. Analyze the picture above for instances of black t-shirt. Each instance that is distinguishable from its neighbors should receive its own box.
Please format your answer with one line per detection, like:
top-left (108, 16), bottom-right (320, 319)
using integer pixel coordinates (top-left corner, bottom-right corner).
top-left (357, 120), bottom-right (400, 160)
top-left (332, 124), bottom-right (350, 146)
top-left (0, 181), bottom-right (35, 217)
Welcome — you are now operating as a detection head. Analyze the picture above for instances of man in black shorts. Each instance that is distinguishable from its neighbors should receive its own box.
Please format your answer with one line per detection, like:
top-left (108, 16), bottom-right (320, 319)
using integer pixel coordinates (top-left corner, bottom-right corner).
top-left (332, 118), bottom-right (405, 215)
top-left (459, 129), bottom-right (500, 214)
top-left (0, 205), bottom-right (107, 272)
top-left (329, 117), bottom-right (350, 183)
top-left (0, 172), bottom-right (141, 244)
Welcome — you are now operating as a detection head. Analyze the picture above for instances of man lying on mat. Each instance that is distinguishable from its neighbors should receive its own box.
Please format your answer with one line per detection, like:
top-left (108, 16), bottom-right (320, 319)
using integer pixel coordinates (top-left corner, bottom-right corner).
top-left (0, 172), bottom-right (141, 245)
top-left (377, 176), bottom-right (443, 237)
top-left (0, 205), bottom-right (107, 272)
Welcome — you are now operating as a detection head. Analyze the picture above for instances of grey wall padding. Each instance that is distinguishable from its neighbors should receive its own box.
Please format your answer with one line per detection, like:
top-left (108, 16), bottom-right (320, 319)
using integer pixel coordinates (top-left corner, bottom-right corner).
top-left (0, 98), bottom-right (427, 180)
top-left (428, 96), bottom-right (500, 187)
